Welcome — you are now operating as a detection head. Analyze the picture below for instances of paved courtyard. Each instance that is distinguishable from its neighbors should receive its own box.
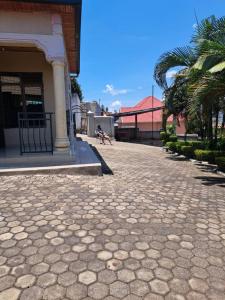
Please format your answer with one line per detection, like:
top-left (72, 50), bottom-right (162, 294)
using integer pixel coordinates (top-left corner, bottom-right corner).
top-left (0, 138), bottom-right (225, 300)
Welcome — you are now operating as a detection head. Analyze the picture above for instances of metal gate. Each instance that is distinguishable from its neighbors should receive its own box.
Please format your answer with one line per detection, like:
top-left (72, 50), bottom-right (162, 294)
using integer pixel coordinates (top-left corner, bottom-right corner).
top-left (18, 112), bottom-right (54, 155)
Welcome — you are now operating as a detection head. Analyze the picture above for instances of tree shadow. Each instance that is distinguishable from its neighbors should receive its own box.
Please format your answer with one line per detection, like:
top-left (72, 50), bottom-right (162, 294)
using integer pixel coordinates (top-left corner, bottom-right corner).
top-left (195, 163), bottom-right (218, 174)
top-left (90, 145), bottom-right (114, 175)
top-left (195, 176), bottom-right (225, 187)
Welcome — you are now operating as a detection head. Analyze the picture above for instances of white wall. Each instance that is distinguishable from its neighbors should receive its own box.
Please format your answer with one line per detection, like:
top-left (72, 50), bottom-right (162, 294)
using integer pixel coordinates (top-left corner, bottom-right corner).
top-left (88, 114), bottom-right (115, 138)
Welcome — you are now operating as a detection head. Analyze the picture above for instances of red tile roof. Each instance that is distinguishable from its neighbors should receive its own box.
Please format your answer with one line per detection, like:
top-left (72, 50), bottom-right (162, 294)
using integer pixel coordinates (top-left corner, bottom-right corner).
top-left (120, 96), bottom-right (172, 123)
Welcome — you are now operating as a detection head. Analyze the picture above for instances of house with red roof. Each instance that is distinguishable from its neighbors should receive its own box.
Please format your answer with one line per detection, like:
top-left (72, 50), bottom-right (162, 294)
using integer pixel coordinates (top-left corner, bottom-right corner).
top-left (118, 96), bottom-right (185, 137)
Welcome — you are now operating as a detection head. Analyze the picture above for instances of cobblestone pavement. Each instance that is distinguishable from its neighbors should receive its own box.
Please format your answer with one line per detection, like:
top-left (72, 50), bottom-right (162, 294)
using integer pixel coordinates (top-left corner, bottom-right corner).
top-left (0, 137), bottom-right (225, 300)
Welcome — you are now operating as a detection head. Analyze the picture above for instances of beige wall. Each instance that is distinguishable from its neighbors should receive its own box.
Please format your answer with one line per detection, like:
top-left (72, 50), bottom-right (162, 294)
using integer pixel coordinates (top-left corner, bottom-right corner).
top-left (0, 51), bottom-right (54, 113)
top-left (0, 12), bottom-right (52, 35)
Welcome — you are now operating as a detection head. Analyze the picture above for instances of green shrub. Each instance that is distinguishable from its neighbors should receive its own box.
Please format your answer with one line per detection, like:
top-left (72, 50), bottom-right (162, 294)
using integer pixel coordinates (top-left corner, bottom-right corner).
top-left (176, 141), bottom-right (189, 154)
top-left (217, 138), bottom-right (225, 151)
top-left (169, 135), bottom-right (178, 142)
top-left (160, 131), bottom-right (169, 141)
top-left (160, 131), bottom-right (170, 145)
top-left (166, 142), bottom-right (177, 152)
top-left (215, 157), bottom-right (225, 172)
top-left (194, 150), bottom-right (225, 164)
top-left (181, 146), bottom-right (194, 158)
top-left (166, 124), bottom-right (175, 135)
top-left (189, 141), bottom-right (205, 150)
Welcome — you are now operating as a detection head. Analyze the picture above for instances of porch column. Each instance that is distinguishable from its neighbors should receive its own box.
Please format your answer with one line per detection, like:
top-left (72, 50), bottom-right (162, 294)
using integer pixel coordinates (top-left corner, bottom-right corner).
top-left (52, 60), bottom-right (69, 149)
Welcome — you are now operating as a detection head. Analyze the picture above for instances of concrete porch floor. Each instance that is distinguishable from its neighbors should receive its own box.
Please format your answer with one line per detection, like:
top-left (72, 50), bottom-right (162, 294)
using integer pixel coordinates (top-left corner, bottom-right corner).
top-left (0, 139), bottom-right (102, 176)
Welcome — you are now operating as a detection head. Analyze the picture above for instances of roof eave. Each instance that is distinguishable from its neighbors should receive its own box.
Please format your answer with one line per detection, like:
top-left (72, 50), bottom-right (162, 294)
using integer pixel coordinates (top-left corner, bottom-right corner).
top-left (13, 0), bottom-right (81, 4)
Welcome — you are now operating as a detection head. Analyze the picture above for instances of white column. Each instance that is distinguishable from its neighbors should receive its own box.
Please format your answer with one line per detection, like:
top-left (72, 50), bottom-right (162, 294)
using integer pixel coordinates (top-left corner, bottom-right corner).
top-left (52, 60), bottom-right (70, 149)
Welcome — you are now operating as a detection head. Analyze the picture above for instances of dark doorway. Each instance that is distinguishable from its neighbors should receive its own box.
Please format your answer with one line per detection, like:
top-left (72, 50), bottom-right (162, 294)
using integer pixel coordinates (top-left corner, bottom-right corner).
top-left (0, 73), bottom-right (44, 149)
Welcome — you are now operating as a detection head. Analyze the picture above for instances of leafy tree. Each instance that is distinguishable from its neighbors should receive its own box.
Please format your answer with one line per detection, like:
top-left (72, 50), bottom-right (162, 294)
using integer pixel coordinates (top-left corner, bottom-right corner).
top-left (71, 76), bottom-right (83, 101)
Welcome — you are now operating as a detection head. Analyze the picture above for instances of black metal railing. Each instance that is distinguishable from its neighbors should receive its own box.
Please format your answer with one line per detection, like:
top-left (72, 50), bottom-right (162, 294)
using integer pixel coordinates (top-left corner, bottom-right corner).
top-left (18, 112), bottom-right (54, 155)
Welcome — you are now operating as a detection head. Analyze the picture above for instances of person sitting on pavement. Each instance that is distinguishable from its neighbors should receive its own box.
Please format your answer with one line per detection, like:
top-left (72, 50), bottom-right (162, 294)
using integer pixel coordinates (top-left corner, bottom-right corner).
top-left (96, 125), bottom-right (112, 145)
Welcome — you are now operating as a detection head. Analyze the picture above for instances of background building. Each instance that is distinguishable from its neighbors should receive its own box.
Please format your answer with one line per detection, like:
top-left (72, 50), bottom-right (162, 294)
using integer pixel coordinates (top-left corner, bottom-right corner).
top-left (118, 96), bottom-right (185, 139)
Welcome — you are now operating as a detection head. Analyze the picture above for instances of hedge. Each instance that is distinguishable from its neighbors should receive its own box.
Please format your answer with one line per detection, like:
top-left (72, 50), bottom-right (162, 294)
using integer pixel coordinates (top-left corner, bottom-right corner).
top-left (181, 146), bottom-right (194, 158)
top-left (169, 135), bottom-right (178, 143)
top-left (194, 150), bottom-right (225, 164)
top-left (175, 141), bottom-right (189, 154)
top-left (215, 157), bottom-right (225, 172)
top-left (189, 141), bottom-right (205, 150)
top-left (160, 131), bottom-right (170, 142)
top-left (166, 142), bottom-right (177, 153)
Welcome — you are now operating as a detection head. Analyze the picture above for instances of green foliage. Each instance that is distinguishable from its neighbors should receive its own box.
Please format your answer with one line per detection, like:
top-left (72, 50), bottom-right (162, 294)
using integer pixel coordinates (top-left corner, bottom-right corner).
top-left (194, 150), bottom-right (215, 163)
top-left (181, 146), bottom-right (194, 158)
top-left (166, 124), bottom-right (176, 135)
top-left (160, 131), bottom-right (170, 145)
top-left (166, 142), bottom-right (177, 152)
top-left (175, 141), bottom-right (189, 154)
top-left (189, 141), bottom-right (205, 150)
top-left (217, 138), bottom-right (225, 151)
top-left (194, 149), bottom-right (225, 163)
top-left (215, 156), bottom-right (225, 172)
top-left (169, 135), bottom-right (178, 142)
top-left (160, 131), bottom-right (169, 140)
top-left (71, 77), bottom-right (83, 101)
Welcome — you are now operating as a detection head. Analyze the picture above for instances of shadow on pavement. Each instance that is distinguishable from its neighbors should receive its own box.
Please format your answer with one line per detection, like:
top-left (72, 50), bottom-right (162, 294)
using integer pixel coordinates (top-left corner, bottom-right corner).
top-left (195, 176), bottom-right (225, 187)
top-left (114, 139), bottom-right (162, 147)
top-left (165, 156), bottom-right (188, 161)
top-left (90, 145), bottom-right (114, 175)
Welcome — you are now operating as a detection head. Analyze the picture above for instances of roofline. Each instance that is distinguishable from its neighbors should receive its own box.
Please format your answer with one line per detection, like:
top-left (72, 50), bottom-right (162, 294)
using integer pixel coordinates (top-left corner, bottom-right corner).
top-left (13, 0), bottom-right (82, 4)
top-left (75, 0), bottom-right (82, 75)
top-left (114, 106), bottom-right (164, 117)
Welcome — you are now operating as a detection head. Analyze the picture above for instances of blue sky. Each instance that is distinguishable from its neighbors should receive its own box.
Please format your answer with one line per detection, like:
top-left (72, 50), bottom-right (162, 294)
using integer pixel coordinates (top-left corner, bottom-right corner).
top-left (78, 0), bottom-right (225, 112)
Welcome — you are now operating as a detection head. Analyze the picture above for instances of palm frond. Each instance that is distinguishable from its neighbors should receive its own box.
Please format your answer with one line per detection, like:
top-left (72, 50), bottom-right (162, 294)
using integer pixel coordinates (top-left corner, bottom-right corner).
top-left (209, 61), bottom-right (225, 73)
top-left (154, 46), bottom-right (196, 89)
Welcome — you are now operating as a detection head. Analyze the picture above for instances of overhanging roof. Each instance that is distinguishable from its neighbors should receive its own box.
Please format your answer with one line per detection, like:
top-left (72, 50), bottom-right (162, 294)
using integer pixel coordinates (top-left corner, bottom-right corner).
top-left (4, 0), bottom-right (82, 74)
top-left (114, 106), bottom-right (164, 118)
top-left (14, 0), bottom-right (81, 4)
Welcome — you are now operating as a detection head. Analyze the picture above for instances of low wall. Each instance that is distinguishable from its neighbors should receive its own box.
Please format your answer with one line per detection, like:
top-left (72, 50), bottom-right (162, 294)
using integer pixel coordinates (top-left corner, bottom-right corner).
top-left (115, 127), bottom-right (160, 141)
top-left (177, 134), bottom-right (199, 141)
top-left (138, 131), bottom-right (160, 140)
top-left (115, 128), bottom-right (137, 141)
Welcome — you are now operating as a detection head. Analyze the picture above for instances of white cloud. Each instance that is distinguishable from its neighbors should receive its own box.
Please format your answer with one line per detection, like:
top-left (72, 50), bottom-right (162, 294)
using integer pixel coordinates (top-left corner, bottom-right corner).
top-left (166, 70), bottom-right (177, 79)
top-left (103, 84), bottom-right (129, 96)
top-left (111, 100), bottom-right (122, 108)
top-left (109, 100), bottom-right (122, 113)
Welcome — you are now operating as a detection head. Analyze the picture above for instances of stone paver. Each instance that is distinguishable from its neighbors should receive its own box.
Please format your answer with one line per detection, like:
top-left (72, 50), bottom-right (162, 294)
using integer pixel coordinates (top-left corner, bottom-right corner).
top-left (0, 137), bottom-right (225, 299)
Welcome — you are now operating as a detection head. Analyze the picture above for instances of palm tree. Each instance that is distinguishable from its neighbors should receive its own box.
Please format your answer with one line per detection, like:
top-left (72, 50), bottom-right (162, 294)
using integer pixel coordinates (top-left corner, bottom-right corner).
top-left (154, 15), bottom-right (225, 142)
top-left (154, 47), bottom-right (198, 134)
